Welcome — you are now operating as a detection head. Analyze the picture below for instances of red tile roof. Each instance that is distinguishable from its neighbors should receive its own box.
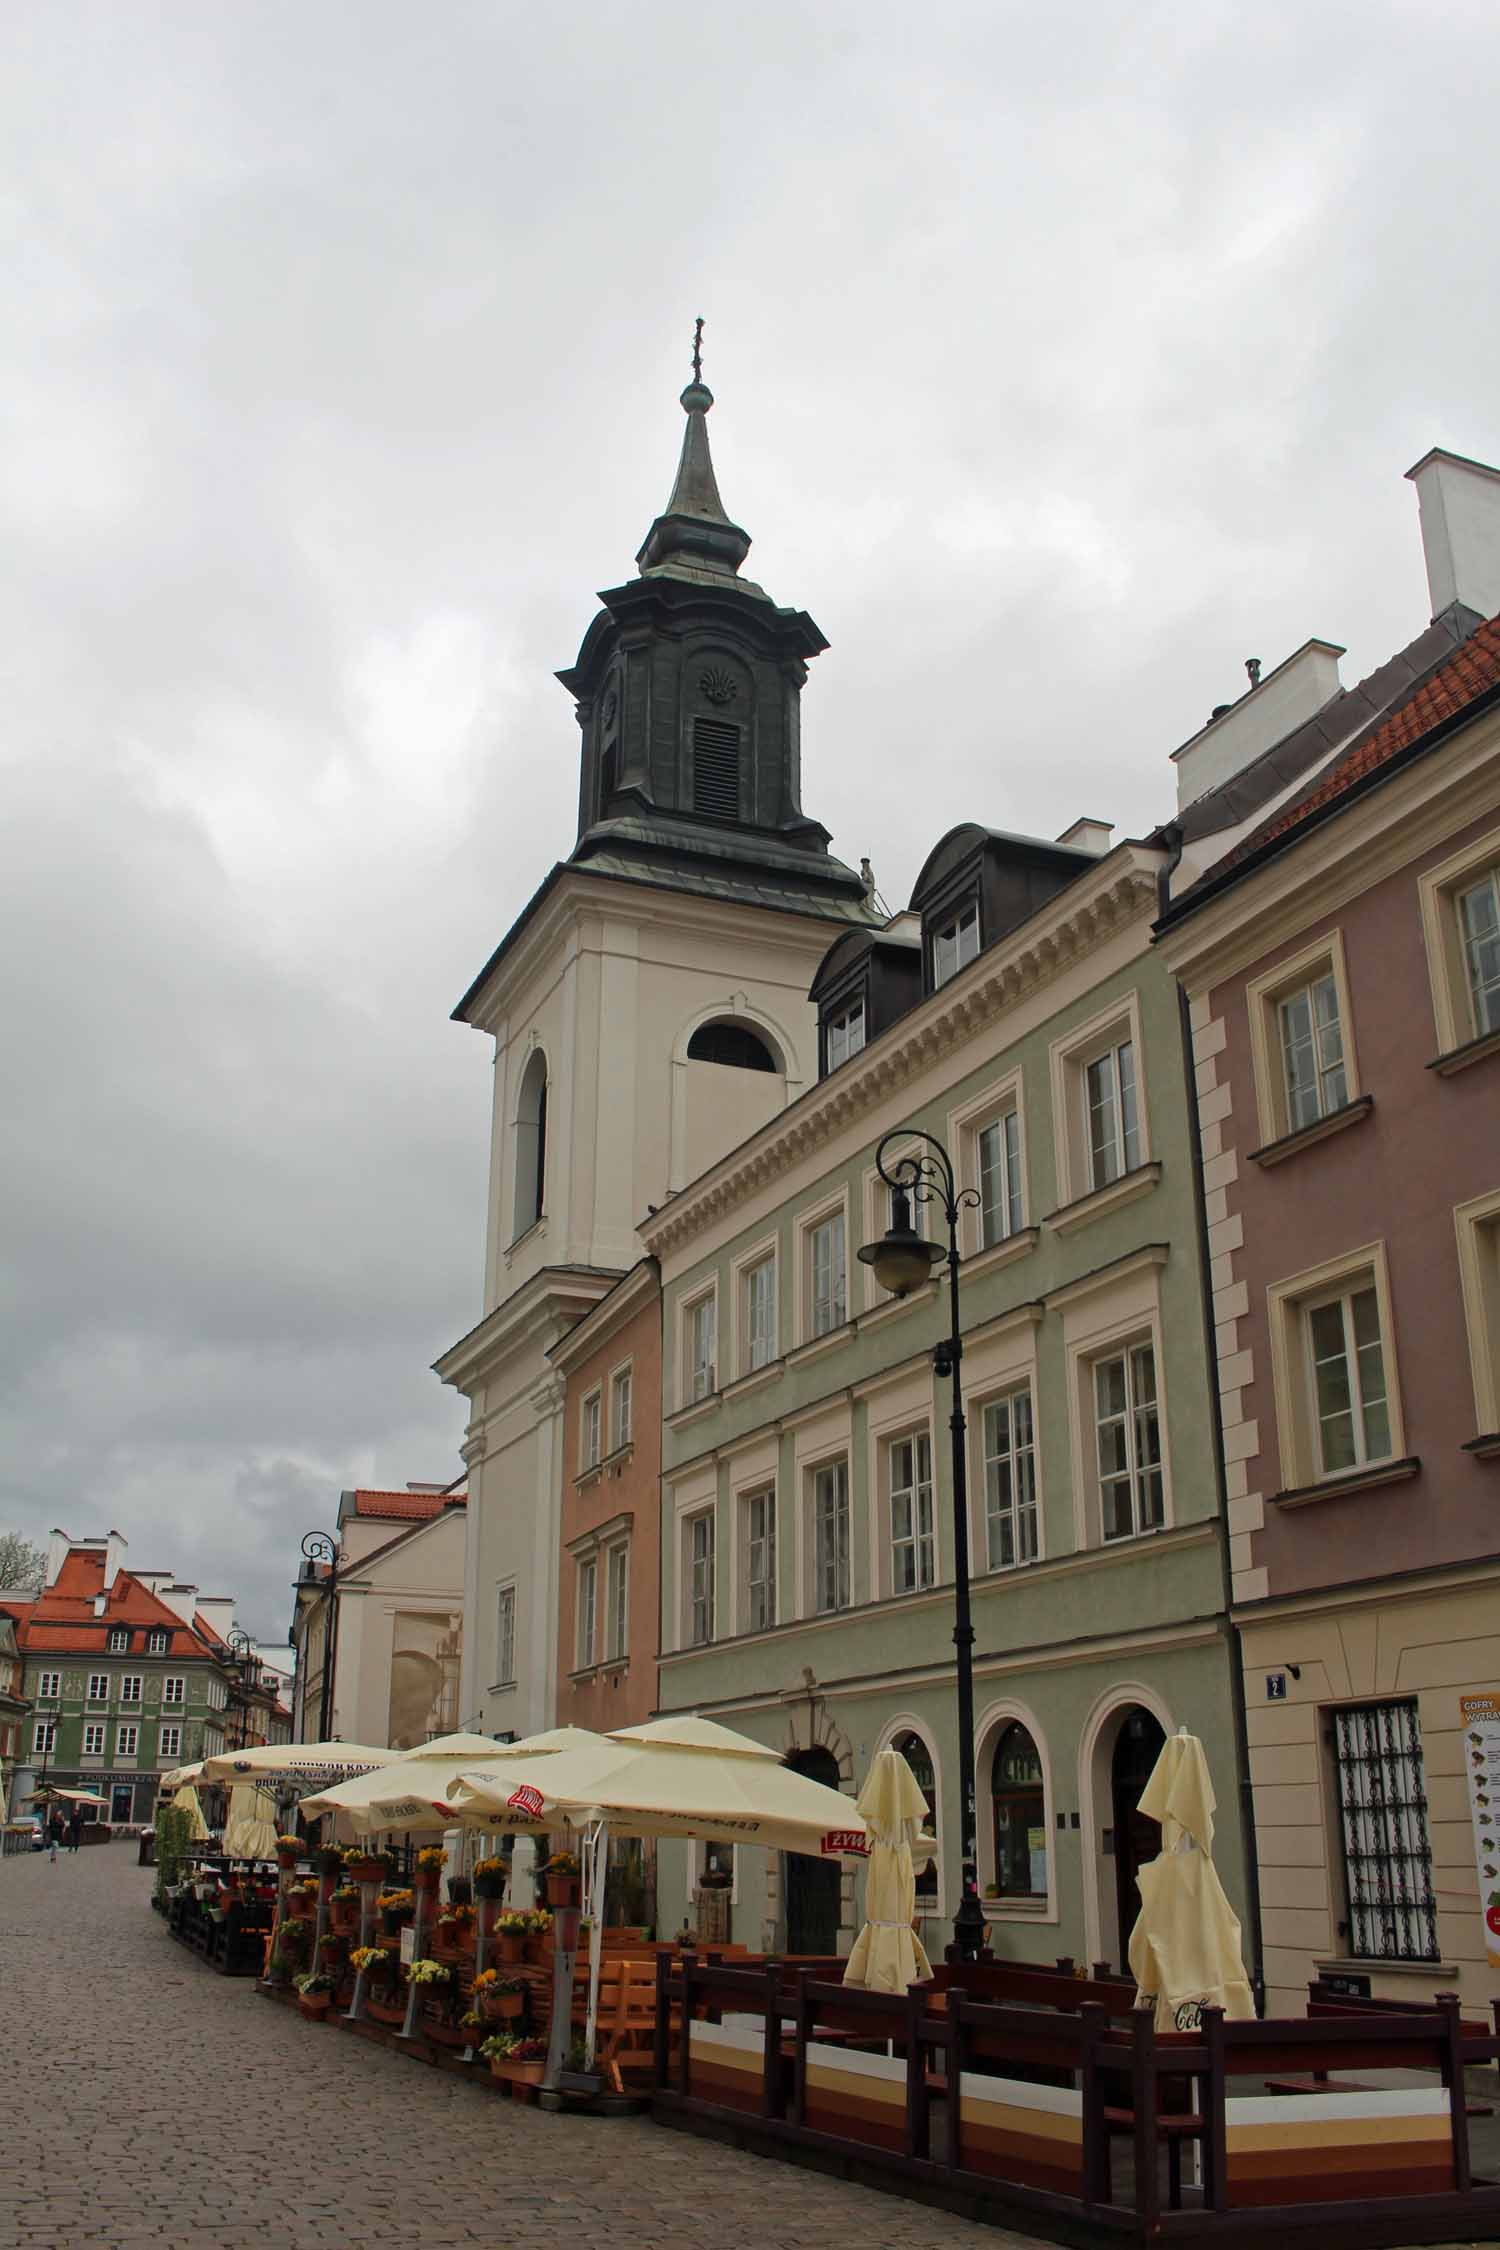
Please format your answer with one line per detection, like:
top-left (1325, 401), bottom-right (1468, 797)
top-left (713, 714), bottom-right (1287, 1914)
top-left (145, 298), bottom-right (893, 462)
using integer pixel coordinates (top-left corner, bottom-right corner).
top-left (1217, 612), bottom-right (1500, 871)
top-left (17, 1549), bottom-right (222, 1661)
top-left (348, 1489), bottom-right (466, 1521)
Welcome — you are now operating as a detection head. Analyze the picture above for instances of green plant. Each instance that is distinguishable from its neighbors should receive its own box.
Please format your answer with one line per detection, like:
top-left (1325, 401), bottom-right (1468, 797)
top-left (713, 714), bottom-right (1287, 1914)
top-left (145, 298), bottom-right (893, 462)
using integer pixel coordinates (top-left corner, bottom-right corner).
top-left (294, 1971), bottom-right (334, 1996)
top-left (403, 1957), bottom-right (450, 1986)
top-left (153, 1802), bottom-right (193, 1902)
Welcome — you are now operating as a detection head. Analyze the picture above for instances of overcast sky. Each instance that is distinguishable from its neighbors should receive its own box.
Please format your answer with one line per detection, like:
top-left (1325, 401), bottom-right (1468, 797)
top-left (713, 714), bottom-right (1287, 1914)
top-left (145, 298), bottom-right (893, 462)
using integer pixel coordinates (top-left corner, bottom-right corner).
top-left (3, 2), bottom-right (1497, 1642)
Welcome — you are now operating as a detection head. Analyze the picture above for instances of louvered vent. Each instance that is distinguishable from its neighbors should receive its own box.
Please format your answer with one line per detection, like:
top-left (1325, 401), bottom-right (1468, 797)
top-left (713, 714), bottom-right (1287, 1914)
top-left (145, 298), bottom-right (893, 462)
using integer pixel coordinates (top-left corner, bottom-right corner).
top-left (692, 717), bottom-right (741, 820)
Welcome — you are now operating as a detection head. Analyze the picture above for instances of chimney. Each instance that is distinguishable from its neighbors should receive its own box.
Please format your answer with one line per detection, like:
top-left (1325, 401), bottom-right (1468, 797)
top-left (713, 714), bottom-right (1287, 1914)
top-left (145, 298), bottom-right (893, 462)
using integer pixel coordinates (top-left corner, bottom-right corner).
top-left (45, 1529), bottom-right (71, 1587)
top-left (195, 1595), bottom-right (236, 1644)
top-left (1406, 448), bottom-right (1500, 623)
top-left (1172, 639), bottom-right (1345, 811)
top-left (104, 1528), bottom-right (128, 1587)
top-left (156, 1582), bottom-right (200, 1626)
top-left (1055, 816), bottom-right (1114, 858)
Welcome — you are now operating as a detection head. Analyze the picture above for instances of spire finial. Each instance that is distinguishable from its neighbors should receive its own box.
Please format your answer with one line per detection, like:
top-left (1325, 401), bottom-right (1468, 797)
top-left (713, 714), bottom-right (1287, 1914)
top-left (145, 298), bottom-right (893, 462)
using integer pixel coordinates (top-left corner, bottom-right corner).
top-left (692, 316), bottom-right (704, 385)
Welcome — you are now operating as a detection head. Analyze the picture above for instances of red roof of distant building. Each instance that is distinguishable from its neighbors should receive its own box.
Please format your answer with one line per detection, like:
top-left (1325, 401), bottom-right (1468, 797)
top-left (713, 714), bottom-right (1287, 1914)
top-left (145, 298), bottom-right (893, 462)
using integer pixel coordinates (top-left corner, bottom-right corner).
top-left (1216, 612), bottom-right (1500, 873)
top-left (348, 1489), bottom-right (466, 1522)
top-left (17, 1549), bottom-right (222, 1661)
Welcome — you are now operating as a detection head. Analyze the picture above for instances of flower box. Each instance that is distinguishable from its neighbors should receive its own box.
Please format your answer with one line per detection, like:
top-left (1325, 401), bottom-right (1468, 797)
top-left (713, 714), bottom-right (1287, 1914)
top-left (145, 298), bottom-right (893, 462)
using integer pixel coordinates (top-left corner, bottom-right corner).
top-left (346, 1857), bottom-right (389, 1885)
top-left (479, 1988), bottom-right (524, 2023)
top-left (298, 1993), bottom-right (331, 2021)
top-left (488, 2057), bottom-right (546, 2088)
top-left (366, 1996), bottom-right (406, 2026)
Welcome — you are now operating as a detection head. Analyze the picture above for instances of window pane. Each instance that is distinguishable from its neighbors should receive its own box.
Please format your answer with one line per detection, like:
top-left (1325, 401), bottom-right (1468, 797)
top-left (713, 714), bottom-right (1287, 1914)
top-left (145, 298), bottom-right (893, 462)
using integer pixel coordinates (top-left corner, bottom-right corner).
top-left (1117, 1041), bottom-right (1141, 1170)
top-left (812, 1215), bottom-right (846, 1336)
top-left (1086, 1054), bottom-right (1119, 1186)
top-left (747, 1258), bottom-right (777, 1369)
top-left (992, 1722), bottom-right (1046, 1898)
top-left (814, 1462), bottom-right (850, 1611)
top-left (1310, 1296), bottom-right (1360, 1471)
top-left (1460, 872), bottom-right (1500, 1036)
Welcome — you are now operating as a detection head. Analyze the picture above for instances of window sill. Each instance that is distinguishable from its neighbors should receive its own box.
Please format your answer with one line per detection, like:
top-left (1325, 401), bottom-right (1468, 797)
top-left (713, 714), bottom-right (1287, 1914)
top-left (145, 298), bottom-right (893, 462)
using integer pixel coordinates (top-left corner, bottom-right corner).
top-left (1315, 1955), bottom-right (1451, 1981)
top-left (857, 1281), bottom-right (938, 1331)
top-left (724, 1359), bottom-right (784, 1402)
top-left (787, 1321), bottom-right (855, 1368)
top-left (504, 1215), bottom-right (548, 1262)
top-left (665, 1392), bottom-right (722, 1433)
top-left (982, 1898), bottom-right (1051, 1920)
top-left (964, 1226), bottom-right (1041, 1277)
top-left (1427, 1024), bottom-right (1500, 1077)
top-left (575, 1441), bottom-right (634, 1493)
top-left (1270, 1455), bottom-right (1421, 1509)
top-left (1045, 1161), bottom-right (1162, 1235)
top-left (1462, 1431), bottom-right (1500, 1460)
top-left (1248, 1094), bottom-right (1374, 1168)
top-left (487, 1679), bottom-right (518, 1695)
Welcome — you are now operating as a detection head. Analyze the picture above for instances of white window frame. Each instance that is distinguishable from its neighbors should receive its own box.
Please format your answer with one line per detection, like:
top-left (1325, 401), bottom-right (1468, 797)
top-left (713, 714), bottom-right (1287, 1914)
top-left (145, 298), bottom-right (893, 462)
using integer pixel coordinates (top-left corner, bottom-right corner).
top-left (682, 1284), bottom-right (719, 1406)
top-left (1417, 825), bottom-right (1500, 1056)
top-left (685, 1509), bottom-right (716, 1647)
top-left (888, 1430), bottom-right (936, 1594)
top-left (580, 1387), bottom-right (602, 1473)
top-left (824, 996), bottom-right (866, 1072)
top-left (1060, 1248), bottom-right (1172, 1551)
top-left (33, 1719), bottom-right (56, 1755)
top-left (1458, 866), bottom-right (1500, 1040)
top-left (603, 1539), bottom-right (629, 1663)
top-left (119, 1675), bottom-right (143, 1706)
top-left (811, 1457), bottom-right (851, 1614)
top-left (1455, 1188), bottom-right (1500, 1438)
top-left (116, 1723), bottom-right (139, 1758)
top-left (1267, 1241), bottom-right (1406, 1493)
top-left (743, 1485), bottom-right (777, 1633)
top-left (82, 1721), bottom-right (106, 1757)
top-left (1048, 991), bottom-right (1151, 1210)
top-left (975, 1699), bottom-right (1058, 1922)
top-left (1303, 1282), bottom-right (1393, 1475)
top-left (981, 1381), bottom-right (1041, 1572)
top-left (931, 898), bottom-right (980, 989)
top-left (1245, 930), bottom-right (1360, 1146)
top-left (1092, 1337), bottom-right (1166, 1543)
top-left (161, 1676), bottom-right (185, 1707)
top-left (745, 1253), bottom-right (777, 1372)
top-left (146, 1629), bottom-right (168, 1655)
top-left (158, 1724), bottom-right (182, 1760)
top-left (798, 1193), bottom-right (849, 1342)
top-left (107, 1628), bottom-right (129, 1653)
top-left (37, 1671), bottom-right (60, 1701)
top-left (494, 1583), bottom-right (516, 1687)
top-left (609, 1361), bottom-right (633, 1452)
top-left (576, 1555), bottom-right (598, 1670)
top-left (87, 1673), bottom-right (109, 1705)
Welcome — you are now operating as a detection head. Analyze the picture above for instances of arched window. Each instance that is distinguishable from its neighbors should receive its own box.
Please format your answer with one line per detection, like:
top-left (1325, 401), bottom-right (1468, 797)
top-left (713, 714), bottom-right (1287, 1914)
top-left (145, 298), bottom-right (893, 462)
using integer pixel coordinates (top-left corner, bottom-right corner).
top-left (893, 1728), bottom-right (939, 1901)
top-left (513, 1049), bottom-right (548, 1241)
top-left (686, 1019), bottom-right (776, 1072)
top-left (991, 1721), bottom-right (1046, 1899)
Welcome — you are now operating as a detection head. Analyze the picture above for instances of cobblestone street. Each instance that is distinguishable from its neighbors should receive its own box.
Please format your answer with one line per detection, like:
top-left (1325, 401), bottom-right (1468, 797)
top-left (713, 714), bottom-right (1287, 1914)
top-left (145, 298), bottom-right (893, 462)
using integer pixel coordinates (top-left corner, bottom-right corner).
top-left (3, 1845), bottom-right (1021, 2250)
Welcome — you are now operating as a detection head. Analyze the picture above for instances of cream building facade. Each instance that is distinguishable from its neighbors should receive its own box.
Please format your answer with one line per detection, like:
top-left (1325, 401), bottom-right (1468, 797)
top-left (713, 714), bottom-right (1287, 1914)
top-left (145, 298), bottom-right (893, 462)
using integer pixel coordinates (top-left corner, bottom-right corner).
top-left (291, 1487), bottom-right (467, 1750)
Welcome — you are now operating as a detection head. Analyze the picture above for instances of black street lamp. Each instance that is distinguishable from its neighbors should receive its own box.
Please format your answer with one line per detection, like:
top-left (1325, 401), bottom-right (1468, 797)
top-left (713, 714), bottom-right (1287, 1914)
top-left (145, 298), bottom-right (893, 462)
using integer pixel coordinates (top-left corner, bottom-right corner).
top-left (225, 1626), bottom-right (258, 1750)
top-left (299, 1531), bottom-right (339, 1740)
top-left (858, 1126), bottom-right (987, 1965)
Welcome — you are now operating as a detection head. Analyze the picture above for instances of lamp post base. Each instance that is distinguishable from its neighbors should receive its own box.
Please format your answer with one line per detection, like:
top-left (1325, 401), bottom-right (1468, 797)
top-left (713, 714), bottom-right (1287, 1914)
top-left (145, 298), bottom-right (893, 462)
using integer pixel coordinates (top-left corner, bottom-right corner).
top-left (947, 1871), bottom-right (987, 1966)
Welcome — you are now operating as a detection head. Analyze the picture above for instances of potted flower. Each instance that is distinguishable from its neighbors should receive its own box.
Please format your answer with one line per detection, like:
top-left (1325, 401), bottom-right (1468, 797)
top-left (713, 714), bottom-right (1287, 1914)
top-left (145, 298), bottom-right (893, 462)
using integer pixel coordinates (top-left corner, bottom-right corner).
top-left (558, 2035), bottom-right (604, 2099)
top-left (275, 1834), bottom-right (302, 1871)
top-left (493, 1909), bottom-right (529, 1965)
top-left (473, 1854), bottom-right (508, 1902)
top-left (346, 1847), bottom-right (393, 1885)
top-left (376, 1887), bottom-right (414, 1936)
top-left (414, 1845), bottom-right (446, 1897)
top-left (316, 1844), bottom-right (346, 1878)
top-left (285, 1879), bottom-right (318, 1920)
top-left (541, 1850), bottom-right (580, 1908)
top-left (403, 1957), bottom-right (451, 1990)
top-left (294, 1970), bottom-right (335, 2021)
top-left (446, 1874), bottom-right (473, 1908)
top-left (480, 2032), bottom-right (548, 2088)
top-left (473, 1968), bottom-right (525, 2024)
top-left (350, 1943), bottom-right (402, 2021)
top-left (329, 1882), bottom-right (361, 1933)
top-left (525, 1907), bottom-right (555, 1960)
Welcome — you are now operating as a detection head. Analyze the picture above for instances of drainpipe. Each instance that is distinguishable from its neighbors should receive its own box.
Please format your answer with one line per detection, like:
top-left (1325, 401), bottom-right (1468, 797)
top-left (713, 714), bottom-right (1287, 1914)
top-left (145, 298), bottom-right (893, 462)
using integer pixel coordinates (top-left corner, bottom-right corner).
top-left (1160, 826), bottom-right (1266, 2010)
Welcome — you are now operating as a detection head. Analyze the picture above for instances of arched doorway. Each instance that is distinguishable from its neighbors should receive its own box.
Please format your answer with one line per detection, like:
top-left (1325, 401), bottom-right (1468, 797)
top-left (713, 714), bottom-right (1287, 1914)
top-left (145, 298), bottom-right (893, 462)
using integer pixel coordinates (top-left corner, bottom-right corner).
top-left (784, 1745), bottom-right (842, 1955)
top-left (1111, 1707), bottom-right (1165, 1968)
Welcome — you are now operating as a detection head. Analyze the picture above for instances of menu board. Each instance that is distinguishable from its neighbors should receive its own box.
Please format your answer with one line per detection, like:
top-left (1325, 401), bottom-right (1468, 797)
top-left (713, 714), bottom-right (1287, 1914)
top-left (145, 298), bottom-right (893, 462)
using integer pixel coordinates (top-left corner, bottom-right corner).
top-left (1460, 1692), bottom-right (1500, 1970)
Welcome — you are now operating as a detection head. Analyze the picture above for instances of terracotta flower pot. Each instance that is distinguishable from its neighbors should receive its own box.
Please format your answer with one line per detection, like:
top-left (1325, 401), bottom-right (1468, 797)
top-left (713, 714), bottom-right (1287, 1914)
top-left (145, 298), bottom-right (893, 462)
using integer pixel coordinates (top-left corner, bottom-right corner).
top-left (545, 1874), bottom-right (579, 1908)
top-left (276, 1848), bottom-right (300, 1872)
top-left (347, 1856), bottom-right (388, 1885)
top-left (330, 1903), bottom-right (359, 1934)
top-left (298, 1994), bottom-right (331, 2020)
top-left (288, 1893), bottom-right (316, 1919)
top-left (494, 1932), bottom-right (524, 1965)
top-left (480, 1989), bottom-right (524, 2023)
top-left (489, 2057), bottom-right (546, 2087)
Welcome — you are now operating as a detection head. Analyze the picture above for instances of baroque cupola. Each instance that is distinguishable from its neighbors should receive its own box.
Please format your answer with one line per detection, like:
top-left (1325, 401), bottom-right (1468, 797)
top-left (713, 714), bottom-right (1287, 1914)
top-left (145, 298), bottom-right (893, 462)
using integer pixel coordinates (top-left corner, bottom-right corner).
top-left (556, 324), bottom-right (873, 924)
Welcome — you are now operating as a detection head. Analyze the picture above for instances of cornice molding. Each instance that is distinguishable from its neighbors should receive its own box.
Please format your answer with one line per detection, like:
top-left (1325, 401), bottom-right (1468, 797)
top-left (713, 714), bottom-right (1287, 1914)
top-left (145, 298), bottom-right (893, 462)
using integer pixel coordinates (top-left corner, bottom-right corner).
top-left (641, 857), bottom-right (1162, 1260)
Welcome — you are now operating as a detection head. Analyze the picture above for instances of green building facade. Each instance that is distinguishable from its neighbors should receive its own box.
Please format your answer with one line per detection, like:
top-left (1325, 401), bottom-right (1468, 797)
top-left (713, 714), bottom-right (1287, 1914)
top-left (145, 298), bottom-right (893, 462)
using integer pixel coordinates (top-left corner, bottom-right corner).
top-left (641, 830), bottom-right (1251, 1978)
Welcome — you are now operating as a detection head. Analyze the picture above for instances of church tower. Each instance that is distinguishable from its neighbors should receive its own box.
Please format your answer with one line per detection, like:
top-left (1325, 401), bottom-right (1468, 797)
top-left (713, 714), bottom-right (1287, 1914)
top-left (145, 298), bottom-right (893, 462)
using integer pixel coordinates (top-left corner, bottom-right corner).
top-left (437, 338), bottom-right (876, 1752)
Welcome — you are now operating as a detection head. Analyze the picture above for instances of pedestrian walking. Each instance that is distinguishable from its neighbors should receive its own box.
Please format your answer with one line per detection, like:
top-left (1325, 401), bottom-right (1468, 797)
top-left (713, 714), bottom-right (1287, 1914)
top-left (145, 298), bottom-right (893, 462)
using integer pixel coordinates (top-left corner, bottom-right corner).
top-left (66, 1809), bottom-right (83, 1854)
top-left (48, 1812), bottom-right (63, 1864)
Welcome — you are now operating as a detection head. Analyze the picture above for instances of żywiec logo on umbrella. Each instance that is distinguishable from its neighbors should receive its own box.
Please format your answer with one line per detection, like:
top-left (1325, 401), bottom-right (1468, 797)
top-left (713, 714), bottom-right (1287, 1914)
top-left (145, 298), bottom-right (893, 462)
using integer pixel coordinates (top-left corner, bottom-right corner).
top-left (821, 1829), bottom-right (869, 1857)
top-left (508, 1784), bottom-right (545, 1819)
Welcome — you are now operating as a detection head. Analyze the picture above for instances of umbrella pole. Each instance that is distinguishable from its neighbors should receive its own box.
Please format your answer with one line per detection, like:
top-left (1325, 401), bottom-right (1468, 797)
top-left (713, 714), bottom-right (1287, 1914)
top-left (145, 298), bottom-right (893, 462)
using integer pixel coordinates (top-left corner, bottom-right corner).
top-left (584, 1819), bottom-right (608, 2070)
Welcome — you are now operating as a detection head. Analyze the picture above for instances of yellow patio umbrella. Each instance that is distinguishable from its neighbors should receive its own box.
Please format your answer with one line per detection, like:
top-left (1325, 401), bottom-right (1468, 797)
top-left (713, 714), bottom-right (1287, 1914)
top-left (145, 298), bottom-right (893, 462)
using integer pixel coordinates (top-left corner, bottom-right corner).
top-left (159, 1762), bottom-right (205, 1793)
top-left (1126, 1729), bottom-right (1255, 2032)
top-left (843, 1748), bottom-right (934, 1993)
top-left (223, 1782), bottom-right (280, 1859)
top-left (171, 1784), bottom-right (211, 1842)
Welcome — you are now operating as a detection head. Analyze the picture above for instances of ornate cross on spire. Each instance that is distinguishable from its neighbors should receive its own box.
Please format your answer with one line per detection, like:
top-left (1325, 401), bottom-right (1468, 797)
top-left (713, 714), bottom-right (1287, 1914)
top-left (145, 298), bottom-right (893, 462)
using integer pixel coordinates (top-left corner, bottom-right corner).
top-left (692, 316), bottom-right (704, 385)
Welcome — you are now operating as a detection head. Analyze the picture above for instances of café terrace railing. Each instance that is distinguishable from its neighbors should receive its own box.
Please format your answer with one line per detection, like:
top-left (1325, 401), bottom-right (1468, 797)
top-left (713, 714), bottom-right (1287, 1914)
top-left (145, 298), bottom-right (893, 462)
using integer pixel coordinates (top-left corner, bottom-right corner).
top-left (652, 1952), bottom-right (1500, 2248)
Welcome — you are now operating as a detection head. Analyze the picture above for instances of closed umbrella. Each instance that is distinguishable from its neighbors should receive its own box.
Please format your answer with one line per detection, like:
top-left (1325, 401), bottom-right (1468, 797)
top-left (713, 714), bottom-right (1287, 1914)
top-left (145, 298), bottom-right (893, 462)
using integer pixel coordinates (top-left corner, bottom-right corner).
top-left (1126, 1729), bottom-right (1255, 2032)
top-left (223, 1783), bottom-right (280, 1860)
top-left (843, 1747), bottom-right (934, 1993)
top-left (171, 1784), bottom-right (211, 1843)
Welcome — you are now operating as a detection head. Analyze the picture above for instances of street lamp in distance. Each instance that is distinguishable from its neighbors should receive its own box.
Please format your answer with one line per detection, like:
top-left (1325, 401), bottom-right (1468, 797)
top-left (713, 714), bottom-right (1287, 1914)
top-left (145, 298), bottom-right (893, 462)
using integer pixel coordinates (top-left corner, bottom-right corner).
top-left (299, 1531), bottom-right (339, 1741)
top-left (858, 1125), bottom-right (987, 1966)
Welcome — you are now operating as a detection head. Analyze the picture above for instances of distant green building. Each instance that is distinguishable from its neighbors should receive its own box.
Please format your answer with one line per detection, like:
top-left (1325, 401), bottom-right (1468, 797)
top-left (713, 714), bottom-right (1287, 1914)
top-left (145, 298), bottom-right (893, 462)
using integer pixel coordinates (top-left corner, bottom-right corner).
top-left (8, 1531), bottom-right (239, 1823)
top-left (642, 823), bottom-right (1250, 1976)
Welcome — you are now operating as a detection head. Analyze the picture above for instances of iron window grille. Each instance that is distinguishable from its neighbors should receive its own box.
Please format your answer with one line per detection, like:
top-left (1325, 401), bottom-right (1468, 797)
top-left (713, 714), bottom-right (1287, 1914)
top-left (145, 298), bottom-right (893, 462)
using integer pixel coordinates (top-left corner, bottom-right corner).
top-left (1332, 1699), bottom-right (1439, 1963)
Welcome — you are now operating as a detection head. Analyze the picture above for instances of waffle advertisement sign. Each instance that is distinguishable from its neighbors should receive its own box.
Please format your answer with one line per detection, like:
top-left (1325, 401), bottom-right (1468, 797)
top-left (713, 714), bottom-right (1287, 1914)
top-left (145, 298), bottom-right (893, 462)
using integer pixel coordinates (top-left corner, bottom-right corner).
top-left (1460, 1692), bottom-right (1500, 1969)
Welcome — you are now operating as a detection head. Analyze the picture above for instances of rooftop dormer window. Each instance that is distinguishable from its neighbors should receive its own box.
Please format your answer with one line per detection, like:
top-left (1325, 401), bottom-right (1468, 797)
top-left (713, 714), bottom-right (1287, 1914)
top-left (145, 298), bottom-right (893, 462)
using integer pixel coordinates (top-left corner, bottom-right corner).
top-left (823, 997), bottom-right (866, 1074)
top-left (108, 1627), bottom-right (129, 1653)
top-left (931, 900), bottom-right (980, 989)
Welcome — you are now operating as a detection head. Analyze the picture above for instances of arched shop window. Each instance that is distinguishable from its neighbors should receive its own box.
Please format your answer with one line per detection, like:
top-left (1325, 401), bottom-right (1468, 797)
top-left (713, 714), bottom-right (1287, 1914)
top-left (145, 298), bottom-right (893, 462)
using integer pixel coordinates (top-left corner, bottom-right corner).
top-left (893, 1728), bottom-right (939, 1901)
top-left (991, 1721), bottom-right (1046, 1899)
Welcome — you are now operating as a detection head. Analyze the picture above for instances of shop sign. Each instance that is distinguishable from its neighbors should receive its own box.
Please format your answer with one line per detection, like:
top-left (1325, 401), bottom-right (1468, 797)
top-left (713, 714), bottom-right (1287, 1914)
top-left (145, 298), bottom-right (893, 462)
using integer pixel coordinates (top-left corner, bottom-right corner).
top-left (1459, 1692), bottom-right (1500, 1968)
